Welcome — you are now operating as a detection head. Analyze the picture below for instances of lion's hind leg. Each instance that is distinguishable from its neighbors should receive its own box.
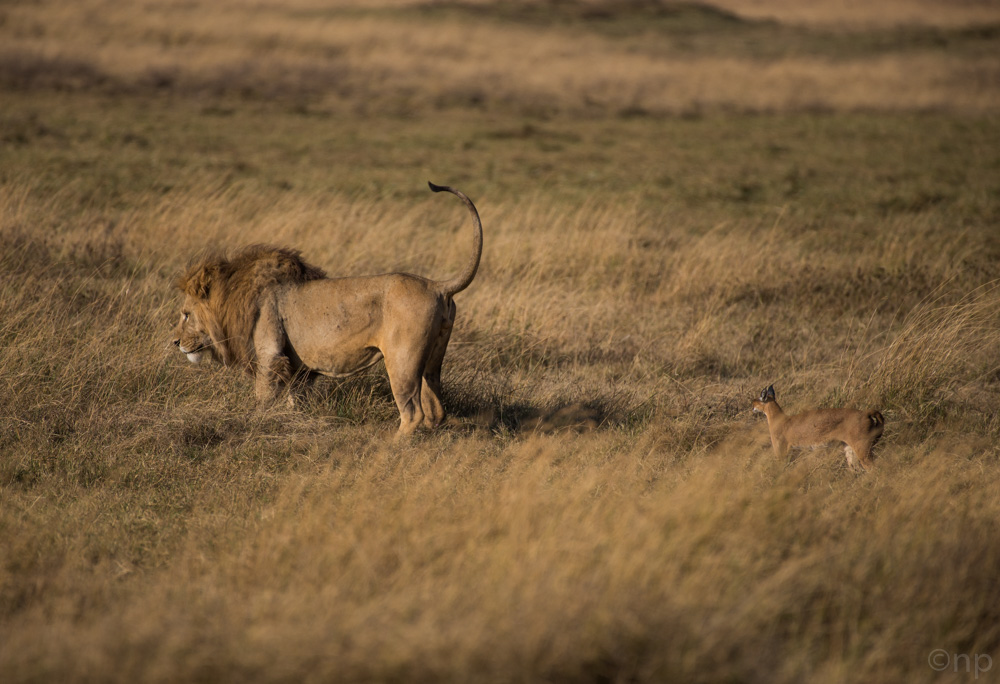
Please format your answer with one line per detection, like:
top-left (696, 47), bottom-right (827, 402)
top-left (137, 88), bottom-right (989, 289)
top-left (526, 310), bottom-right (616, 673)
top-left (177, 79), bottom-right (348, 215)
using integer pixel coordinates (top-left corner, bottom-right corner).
top-left (385, 361), bottom-right (425, 438)
top-left (420, 301), bottom-right (455, 429)
top-left (382, 339), bottom-right (432, 437)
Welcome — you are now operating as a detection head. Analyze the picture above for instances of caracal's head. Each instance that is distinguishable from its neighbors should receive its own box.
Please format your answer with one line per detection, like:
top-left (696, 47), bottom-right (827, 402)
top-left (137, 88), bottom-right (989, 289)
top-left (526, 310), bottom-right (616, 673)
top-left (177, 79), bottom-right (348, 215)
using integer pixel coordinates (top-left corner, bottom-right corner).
top-left (172, 295), bottom-right (215, 364)
top-left (752, 384), bottom-right (776, 414)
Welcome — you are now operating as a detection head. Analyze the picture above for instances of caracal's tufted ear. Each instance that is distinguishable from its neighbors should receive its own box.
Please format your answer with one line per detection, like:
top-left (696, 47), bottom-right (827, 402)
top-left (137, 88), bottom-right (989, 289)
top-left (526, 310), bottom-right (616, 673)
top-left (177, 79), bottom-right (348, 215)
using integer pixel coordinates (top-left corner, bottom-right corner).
top-left (765, 384), bottom-right (776, 402)
top-left (178, 263), bottom-right (218, 300)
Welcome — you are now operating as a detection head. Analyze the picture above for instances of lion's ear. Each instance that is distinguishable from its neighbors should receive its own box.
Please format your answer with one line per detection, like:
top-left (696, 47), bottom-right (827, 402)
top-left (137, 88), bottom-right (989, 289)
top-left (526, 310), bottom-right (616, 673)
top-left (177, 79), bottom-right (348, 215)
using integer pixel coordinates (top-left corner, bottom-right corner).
top-left (179, 264), bottom-right (218, 300)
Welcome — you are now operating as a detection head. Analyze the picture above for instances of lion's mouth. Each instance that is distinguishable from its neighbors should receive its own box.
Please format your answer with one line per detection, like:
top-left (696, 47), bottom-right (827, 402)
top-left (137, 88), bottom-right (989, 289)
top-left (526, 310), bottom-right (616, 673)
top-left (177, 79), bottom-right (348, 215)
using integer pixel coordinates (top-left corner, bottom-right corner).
top-left (177, 344), bottom-right (208, 363)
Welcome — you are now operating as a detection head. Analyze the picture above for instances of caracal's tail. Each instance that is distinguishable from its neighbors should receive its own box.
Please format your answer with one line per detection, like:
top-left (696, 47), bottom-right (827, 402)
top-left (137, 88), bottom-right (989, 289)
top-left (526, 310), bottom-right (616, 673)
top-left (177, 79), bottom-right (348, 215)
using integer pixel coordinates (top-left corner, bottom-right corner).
top-left (428, 181), bottom-right (482, 297)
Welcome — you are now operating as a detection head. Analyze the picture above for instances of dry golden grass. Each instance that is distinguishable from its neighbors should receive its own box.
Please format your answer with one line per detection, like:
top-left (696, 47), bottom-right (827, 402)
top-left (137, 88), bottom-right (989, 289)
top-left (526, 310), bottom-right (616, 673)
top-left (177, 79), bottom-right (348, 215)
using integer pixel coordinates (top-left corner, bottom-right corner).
top-left (712, 0), bottom-right (1000, 28)
top-left (4, 436), bottom-right (1000, 683)
top-left (2, 0), bottom-right (999, 114)
top-left (2, 1), bottom-right (1000, 682)
top-left (3, 170), bottom-right (999, 681)
top-left (279, 0), bottom-right (1000, 28)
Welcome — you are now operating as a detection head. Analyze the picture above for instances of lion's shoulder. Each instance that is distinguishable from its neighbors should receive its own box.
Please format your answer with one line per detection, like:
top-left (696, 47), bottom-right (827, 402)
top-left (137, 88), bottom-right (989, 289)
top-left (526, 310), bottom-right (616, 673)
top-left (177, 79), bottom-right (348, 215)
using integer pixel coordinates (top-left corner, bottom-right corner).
top-left (227, 245), bottom-right (327, 289)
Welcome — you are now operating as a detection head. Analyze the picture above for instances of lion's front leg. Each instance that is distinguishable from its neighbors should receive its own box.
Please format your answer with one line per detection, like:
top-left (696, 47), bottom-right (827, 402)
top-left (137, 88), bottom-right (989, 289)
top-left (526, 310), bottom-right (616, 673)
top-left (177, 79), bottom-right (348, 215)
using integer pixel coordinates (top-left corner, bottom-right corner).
top-left (253, 295), bottom-right (293, 406)
top-left (254, 355), bottom-right (294, 405)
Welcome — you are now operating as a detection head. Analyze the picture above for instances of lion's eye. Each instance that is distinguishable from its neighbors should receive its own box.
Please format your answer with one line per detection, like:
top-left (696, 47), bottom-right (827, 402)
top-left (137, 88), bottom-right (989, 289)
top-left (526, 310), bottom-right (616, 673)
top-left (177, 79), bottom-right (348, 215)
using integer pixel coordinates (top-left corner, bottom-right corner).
top-left (182, 312), bottom-right (190, 322)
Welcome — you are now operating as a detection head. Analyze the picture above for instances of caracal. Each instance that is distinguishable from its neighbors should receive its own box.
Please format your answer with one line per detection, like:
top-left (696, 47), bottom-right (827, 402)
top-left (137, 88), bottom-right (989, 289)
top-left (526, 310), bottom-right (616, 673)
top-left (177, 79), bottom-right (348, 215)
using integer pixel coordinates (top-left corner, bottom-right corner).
top-left (752, 385), bottom-right (884, 471)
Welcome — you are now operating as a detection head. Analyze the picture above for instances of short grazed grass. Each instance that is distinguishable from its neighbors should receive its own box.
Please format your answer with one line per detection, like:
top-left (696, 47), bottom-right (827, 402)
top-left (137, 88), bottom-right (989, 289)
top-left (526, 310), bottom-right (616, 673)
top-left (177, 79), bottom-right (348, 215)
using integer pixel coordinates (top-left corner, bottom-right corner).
top-left (2, 1), bottom-right (1000, 682)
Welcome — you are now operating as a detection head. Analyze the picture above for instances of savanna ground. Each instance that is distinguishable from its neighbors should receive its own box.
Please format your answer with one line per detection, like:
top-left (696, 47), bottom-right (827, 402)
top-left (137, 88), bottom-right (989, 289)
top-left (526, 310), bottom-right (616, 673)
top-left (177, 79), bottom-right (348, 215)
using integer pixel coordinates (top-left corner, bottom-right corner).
top-left (2, 1), bottom-right (1000, 682)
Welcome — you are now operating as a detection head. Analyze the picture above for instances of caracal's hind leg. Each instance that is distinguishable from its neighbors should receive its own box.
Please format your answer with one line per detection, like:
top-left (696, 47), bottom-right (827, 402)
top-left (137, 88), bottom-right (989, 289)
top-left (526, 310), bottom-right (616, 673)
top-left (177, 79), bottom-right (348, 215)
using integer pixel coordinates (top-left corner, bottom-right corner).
top-left (420, 301), bottom-right (455, 429)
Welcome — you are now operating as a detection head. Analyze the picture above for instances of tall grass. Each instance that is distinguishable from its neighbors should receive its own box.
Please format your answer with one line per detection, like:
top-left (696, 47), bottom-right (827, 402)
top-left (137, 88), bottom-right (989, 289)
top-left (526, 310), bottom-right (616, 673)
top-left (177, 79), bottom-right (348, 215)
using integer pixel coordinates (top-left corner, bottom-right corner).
top-left (2, 0), bottom-right (999, 114)
top-left (3, 1), bottom-right (1000, 682)
top-left (3, 437), bottom-right (1000, 683)
top-left (710, 0), bottom-right (1000, 27)
top-left (847, 283), bottom-right (1000, 418)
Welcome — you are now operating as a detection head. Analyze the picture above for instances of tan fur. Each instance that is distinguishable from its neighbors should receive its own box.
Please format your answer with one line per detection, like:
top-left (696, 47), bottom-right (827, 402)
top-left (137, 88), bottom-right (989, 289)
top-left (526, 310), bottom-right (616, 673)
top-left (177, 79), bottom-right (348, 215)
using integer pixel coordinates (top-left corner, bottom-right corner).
top-left (172, 183), bottom-right (483, 436)
top-left (751, 385), bottom-right (884, 471)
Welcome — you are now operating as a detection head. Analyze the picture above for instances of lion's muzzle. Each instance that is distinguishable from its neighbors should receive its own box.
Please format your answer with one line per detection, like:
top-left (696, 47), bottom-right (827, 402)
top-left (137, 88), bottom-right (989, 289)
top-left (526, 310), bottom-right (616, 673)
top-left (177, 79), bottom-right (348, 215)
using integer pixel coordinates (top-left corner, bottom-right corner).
top-left (174, 339), bottom-right (207, 364)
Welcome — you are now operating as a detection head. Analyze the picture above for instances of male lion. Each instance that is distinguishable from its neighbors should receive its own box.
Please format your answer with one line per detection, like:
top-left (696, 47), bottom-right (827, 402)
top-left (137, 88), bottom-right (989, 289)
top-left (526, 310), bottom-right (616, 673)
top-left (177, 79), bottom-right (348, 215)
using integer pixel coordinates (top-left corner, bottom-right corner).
top-left (172, 182), bottom-right (482, 436)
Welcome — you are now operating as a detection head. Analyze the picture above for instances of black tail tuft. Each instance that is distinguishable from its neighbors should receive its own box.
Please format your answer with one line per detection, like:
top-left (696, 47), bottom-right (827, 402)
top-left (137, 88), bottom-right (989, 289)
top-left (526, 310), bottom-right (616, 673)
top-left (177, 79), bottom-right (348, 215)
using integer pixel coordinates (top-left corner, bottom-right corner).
top-left (428, 181), bottom-right (447, 193)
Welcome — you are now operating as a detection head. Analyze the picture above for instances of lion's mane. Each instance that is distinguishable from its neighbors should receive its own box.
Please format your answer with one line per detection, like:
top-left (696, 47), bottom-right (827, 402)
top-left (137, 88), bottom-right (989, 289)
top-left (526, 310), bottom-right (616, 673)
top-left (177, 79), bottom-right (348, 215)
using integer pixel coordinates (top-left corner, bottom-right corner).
top-left (176, 245), bottom-right (326, 370)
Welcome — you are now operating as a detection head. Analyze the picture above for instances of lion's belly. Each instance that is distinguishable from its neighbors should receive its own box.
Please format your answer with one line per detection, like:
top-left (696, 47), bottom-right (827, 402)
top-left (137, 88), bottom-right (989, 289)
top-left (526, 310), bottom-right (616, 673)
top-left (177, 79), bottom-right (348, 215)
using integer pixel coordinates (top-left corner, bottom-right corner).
top-left (295, 346), bottom-right (384, 378)
top-left (278, 282), bottom-right (386, 377)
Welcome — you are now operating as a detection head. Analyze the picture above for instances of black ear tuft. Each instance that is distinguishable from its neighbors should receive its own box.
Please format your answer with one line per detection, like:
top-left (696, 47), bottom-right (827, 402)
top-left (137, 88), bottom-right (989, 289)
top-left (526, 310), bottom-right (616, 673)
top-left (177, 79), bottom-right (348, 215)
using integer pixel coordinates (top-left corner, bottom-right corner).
top-left (428, 181), bottom-right (446, 193)
top-left (765, 385), bottom-right (776, 401)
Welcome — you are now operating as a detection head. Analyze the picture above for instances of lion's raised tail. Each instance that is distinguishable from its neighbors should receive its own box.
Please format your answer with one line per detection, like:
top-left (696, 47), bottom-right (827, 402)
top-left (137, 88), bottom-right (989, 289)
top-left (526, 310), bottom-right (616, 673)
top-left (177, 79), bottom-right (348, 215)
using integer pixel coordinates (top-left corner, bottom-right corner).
top-left (428, 181), bottom-right (483, 297)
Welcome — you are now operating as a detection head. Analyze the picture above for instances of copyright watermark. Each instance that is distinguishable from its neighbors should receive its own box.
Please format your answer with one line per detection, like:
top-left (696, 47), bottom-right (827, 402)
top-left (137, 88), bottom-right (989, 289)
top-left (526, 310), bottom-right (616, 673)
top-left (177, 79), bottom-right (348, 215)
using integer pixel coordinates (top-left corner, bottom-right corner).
top-left (929, 649), bottom-right (992, 678)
